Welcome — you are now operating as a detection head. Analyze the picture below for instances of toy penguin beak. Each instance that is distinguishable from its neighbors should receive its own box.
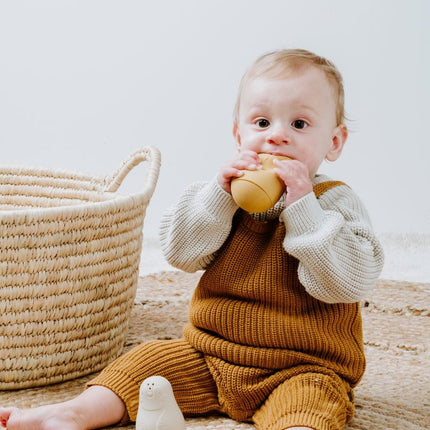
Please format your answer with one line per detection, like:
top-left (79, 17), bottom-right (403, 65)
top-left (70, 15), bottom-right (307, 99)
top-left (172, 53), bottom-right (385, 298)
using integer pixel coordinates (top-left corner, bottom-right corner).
top-left (146, 385), bottom-right (154, 398)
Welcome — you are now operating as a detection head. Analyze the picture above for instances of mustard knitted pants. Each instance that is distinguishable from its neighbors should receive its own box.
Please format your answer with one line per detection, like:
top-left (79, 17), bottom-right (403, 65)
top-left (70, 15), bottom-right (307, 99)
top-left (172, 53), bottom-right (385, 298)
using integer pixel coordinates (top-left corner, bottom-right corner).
top-left (88, 339), bottom-right (354, 430)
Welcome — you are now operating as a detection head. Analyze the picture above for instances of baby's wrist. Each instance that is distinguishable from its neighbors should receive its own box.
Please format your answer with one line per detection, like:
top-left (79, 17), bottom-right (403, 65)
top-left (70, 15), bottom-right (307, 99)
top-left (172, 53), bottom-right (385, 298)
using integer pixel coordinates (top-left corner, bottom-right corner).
top-left (216, 174), bottom-right (230, 194)
top-left (285, 184), bottom-right (313, 207)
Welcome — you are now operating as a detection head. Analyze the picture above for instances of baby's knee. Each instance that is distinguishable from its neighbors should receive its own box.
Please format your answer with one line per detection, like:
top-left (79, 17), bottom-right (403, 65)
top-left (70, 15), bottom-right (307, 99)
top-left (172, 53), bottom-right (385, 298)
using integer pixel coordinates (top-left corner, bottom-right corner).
top-left (253, 372), bottom-right (354, 430)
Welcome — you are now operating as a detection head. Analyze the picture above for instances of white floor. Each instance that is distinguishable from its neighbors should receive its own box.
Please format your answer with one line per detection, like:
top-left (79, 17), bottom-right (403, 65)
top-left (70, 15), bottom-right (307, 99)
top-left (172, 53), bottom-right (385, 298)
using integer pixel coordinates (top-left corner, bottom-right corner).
top-left (139, 233), bottom-right (430, 283)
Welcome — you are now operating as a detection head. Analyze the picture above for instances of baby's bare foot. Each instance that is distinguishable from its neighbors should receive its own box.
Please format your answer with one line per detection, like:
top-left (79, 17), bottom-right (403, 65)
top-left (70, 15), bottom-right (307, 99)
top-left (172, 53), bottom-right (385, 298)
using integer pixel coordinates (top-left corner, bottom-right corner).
top-left (1, 386), bottom-right (126, 430)
top-left (0, 403), bottom-right (83, 430)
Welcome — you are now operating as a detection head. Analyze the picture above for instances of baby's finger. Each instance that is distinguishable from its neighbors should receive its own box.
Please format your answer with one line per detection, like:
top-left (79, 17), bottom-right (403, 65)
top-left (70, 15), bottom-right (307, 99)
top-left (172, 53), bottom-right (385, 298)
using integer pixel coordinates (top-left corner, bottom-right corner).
top-left (232, 159), bottom-right (260, 171)
top-left (236, 150), bottom-right (261, 166)
top-left (224, 167), bottom-right (244, 179)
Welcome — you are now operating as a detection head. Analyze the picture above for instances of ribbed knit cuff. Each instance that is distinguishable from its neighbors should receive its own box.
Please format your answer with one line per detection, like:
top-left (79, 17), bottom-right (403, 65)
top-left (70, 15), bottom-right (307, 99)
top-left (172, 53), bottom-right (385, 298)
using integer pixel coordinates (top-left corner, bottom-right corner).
top-left (199, 177), bottom-right (239, 219)
top-left (87, 369), bottom-right (140, 423)
top-left (281, 192), bottom-right (325, 236)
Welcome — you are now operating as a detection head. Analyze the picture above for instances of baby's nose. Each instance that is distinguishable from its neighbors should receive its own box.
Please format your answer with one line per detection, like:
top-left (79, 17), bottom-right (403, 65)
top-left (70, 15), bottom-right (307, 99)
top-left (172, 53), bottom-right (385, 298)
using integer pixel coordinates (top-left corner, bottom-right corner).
top-left (266, 124), bottom-right (289, 145)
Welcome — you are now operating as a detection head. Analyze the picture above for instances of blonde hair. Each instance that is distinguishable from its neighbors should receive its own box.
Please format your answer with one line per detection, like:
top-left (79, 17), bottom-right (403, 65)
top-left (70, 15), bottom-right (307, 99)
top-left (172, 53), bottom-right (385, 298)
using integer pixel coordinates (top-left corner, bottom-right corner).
top-left (234, 49), bottom-right (346, 126)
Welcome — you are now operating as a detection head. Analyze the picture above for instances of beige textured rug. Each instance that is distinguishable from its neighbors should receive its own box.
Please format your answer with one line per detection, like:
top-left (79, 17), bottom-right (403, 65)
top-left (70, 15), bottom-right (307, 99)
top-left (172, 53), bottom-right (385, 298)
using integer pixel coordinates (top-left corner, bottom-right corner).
top-left (1, 271), bottom-right (429, 429)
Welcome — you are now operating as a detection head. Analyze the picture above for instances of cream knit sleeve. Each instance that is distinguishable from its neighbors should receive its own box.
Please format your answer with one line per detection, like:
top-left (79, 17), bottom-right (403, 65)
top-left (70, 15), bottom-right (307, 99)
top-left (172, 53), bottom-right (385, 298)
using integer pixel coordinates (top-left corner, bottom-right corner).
top-left (280, 183), bottom-right (384, 304)
top-left (159, 179), bottom-right (239, 272)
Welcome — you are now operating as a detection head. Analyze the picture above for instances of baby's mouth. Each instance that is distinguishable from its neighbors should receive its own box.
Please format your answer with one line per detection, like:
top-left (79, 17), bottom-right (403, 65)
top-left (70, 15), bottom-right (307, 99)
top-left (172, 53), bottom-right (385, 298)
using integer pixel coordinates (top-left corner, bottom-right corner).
top-left (264, 151), bottom-right (291, 158)
top-left (271, 153), bottom-right (293, 160)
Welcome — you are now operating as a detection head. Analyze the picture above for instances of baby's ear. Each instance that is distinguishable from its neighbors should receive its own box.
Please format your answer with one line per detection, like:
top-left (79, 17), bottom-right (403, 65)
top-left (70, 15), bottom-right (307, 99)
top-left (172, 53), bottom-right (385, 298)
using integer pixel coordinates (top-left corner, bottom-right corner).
top-left (326, 124), bottom-right (348, 161)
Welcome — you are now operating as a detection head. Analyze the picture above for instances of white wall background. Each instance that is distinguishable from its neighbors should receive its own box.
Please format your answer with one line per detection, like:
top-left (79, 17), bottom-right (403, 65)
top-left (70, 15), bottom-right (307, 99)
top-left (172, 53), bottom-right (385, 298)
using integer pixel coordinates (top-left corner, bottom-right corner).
top-left (0, 0), bottom-right (428, 239)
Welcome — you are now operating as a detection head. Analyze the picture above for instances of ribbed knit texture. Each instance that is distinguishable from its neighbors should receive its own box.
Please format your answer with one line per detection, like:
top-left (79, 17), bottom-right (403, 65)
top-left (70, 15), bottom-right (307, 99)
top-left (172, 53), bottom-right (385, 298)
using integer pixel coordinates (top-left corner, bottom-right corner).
top-left (185, 182), bottom-right (365, 387)
top-left (253, 372), bottom-right (354, 429)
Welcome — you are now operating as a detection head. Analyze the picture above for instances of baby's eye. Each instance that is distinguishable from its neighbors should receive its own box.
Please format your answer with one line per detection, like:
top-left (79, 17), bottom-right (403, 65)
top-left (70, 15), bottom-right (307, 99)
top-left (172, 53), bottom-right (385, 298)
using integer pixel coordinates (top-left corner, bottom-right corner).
top-left (256, 119), bottom-right (270, 128)
top-left (291, 119), bottom-right (308, 129)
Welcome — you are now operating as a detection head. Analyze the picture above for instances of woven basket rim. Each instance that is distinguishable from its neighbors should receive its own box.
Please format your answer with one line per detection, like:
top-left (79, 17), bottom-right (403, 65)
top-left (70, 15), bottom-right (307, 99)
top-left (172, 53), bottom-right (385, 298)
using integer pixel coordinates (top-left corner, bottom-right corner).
top-left (0, 164), bottom-right (100, 181)
top-left (0, 146), bottom-right (161, 221)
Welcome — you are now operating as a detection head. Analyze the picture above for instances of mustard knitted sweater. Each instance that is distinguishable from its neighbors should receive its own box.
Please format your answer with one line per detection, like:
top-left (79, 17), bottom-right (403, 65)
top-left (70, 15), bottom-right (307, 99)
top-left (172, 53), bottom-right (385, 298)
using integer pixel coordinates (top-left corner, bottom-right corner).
top-left (160, 176), bottom-right (384, 386)
top-left (183, 208), bottom-right (365, 385)
top-left (160, 174), bottom-right (384, 304)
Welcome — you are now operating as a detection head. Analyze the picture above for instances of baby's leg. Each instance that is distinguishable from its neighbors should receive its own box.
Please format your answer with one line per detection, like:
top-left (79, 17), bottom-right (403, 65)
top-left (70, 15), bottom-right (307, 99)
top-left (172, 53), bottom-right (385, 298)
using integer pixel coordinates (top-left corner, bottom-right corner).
top-left (1, 338), bottom-right (219, 429)
top-left (88, 338), bottom-right (220, 422)
top-left (253, 372), bottom-right (354, 430)
top-left (0, 386), bottom-right (125, 430)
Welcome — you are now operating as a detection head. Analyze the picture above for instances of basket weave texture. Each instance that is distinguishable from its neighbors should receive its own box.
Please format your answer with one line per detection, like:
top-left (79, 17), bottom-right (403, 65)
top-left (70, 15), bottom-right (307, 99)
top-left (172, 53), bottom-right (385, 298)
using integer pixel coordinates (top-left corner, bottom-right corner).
top-left (0, 146), bottom-right (161, 390)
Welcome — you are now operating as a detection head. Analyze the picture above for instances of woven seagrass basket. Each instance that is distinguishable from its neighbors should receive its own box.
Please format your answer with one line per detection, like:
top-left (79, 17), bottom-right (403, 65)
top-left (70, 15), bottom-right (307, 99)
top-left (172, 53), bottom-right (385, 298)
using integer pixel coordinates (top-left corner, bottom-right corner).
top-left (0, 146), bottom-right (160, 389)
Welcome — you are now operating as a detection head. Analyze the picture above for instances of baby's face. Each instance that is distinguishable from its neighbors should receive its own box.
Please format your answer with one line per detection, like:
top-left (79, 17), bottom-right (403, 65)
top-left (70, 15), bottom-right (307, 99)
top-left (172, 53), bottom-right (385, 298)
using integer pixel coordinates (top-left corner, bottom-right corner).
top-left (234, 67), bottom-right (346, 178)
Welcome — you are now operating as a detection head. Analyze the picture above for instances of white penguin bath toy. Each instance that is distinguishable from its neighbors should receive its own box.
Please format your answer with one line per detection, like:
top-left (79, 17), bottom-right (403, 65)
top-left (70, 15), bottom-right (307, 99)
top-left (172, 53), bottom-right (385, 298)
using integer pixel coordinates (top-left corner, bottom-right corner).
top-left (135, 375), bottom-right (186, 430)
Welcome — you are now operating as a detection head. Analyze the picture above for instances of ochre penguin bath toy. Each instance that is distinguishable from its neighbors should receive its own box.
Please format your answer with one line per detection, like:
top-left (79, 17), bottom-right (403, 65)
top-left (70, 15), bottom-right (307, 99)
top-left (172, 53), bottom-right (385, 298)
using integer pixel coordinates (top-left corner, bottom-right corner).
top-left (231, 153), bottom-right (290, 213)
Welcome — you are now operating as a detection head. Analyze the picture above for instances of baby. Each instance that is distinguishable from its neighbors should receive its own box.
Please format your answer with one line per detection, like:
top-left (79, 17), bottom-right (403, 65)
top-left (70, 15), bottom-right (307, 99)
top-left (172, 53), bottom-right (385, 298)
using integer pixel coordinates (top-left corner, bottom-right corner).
top-left (0, 49), bottom-right (383, 430)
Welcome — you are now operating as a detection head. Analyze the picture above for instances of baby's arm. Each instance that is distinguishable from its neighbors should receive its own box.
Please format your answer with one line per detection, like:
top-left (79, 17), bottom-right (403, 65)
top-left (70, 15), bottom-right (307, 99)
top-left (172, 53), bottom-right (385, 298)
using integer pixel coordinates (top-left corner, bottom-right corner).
top-left (159, 179), bottom-right (238, 272)
top-left (281, 181), bottom-right (384, 303)
top-left (160, 151), bottom-right (261, 272)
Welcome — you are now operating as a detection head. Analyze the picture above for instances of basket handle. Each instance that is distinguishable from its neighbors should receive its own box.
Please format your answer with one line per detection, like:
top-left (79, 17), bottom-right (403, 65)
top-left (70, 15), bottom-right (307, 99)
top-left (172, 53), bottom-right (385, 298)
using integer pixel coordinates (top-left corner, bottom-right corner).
top-left (104, 146), bottom-right (161, 199)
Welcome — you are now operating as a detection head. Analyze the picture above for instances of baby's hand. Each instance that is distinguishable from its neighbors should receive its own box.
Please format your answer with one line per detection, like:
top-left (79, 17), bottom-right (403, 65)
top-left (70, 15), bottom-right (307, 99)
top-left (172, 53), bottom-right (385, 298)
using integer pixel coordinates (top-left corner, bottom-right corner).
top-left (273, 158), bottom-right (313, 206)
top-left (217, 150), bottom-right (261, 194)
